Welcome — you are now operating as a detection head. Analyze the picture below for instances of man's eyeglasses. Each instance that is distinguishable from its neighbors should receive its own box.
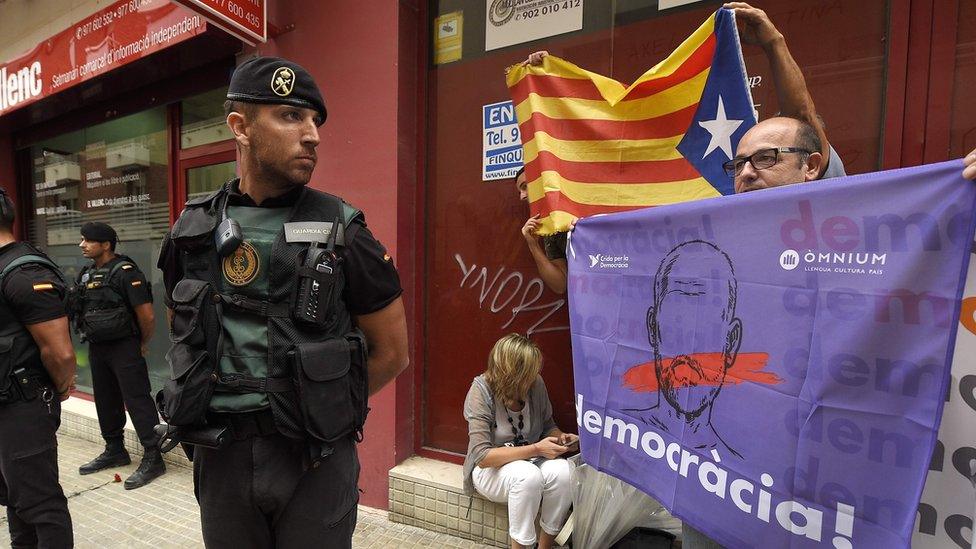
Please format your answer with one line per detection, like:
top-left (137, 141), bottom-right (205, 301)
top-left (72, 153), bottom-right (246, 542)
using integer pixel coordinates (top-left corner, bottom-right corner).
top-left (722, 147), bottom-right (811, 177)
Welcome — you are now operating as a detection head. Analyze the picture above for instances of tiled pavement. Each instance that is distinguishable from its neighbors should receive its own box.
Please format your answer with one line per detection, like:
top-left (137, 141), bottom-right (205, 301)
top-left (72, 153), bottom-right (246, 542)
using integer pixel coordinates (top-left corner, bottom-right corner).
top-left (0, 432), bottom-right (492, 548)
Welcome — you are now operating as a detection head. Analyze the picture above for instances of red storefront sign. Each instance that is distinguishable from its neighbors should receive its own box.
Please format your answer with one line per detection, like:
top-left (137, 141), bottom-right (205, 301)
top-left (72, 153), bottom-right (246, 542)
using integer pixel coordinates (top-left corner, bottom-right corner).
top-left (173, 0), bottom-right (266, 45)
top-left (0, 0), bottom-right (207, 118)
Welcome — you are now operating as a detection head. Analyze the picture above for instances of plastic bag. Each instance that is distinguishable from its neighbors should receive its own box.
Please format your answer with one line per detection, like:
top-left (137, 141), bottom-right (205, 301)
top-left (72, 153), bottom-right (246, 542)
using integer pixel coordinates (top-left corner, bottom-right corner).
top-left (567, 456), bottom-right (681, 549)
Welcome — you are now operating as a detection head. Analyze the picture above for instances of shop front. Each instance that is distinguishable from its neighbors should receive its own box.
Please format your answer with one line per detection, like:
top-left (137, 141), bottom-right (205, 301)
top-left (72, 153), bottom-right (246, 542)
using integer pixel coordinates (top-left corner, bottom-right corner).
top-left (23, 89), bottom-right (236, 393)
top-left (0, 0), bottom-right (423, 509)
top-left (0, 0), bottom-right (241, 388)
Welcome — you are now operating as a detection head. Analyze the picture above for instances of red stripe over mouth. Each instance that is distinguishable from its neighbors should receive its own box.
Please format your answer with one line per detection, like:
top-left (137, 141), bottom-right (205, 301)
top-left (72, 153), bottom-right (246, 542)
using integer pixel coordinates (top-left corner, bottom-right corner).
top-left (622, 352), bottom-right (781, 392)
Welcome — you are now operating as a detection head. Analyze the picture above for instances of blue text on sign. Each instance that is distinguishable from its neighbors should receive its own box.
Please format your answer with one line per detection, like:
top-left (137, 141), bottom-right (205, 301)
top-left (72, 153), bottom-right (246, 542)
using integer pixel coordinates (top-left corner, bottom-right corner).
top-left (484, 101), bottom-right (516, 129)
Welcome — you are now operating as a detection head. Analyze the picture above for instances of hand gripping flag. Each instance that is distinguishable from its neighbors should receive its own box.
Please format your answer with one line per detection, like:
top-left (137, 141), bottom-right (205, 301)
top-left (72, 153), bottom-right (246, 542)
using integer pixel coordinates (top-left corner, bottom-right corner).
top-left (506, 8), bottom-right (757, 235)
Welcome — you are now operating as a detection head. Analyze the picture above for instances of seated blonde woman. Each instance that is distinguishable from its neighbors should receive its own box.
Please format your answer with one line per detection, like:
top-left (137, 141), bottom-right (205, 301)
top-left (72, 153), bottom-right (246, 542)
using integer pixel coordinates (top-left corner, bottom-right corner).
top-left (462, 333), bottom-right (578, 549)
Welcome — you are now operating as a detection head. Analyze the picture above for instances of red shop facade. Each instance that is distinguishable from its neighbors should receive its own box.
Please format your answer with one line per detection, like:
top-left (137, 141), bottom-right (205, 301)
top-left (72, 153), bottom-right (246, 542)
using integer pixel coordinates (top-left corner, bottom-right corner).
top-left (0, 0), bottom-right (972, 511)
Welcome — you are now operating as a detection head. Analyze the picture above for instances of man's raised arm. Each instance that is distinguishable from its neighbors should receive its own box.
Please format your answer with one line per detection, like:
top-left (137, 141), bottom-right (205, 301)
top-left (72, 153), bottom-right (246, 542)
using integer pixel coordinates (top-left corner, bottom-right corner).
top-left (725, 2), bottom-right (832, 175)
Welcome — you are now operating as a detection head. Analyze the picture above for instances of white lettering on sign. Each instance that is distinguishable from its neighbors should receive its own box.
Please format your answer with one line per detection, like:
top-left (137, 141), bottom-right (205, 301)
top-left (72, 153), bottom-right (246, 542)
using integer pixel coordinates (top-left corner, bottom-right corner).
top-left (0, 62), bottom-right (43, 114)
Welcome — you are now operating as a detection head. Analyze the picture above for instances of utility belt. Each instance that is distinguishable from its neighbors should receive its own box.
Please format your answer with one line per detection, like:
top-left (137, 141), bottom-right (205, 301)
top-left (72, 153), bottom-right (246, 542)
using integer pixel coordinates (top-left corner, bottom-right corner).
top-left (208, 409), bottom-right (278, 439)
top-left (0, 367), bottom-right (53, 406)
top-left (156, 278), bottom-right (369, 455)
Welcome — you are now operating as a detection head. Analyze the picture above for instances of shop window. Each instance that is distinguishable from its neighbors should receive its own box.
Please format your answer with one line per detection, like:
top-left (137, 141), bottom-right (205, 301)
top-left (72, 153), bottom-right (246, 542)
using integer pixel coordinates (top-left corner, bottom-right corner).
top-left (187, 160), bottom-right (236, 201)
top-left (25, 107), bottom-right (170, 394)
top-left (181, 87), bottom-right (232, 149)
top-left (423, 0), bottom-right (888, 455)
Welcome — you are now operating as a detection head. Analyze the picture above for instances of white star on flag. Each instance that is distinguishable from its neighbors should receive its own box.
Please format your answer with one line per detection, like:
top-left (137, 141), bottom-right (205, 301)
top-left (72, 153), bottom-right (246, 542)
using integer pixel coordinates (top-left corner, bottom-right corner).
top-left (698, 96), bottom-right (744, 160)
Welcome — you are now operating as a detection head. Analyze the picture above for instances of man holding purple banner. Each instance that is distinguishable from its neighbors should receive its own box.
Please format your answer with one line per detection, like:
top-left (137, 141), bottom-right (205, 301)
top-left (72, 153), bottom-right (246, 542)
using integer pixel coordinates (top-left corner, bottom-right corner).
top-left (628, 4), bottom-right (976, 544)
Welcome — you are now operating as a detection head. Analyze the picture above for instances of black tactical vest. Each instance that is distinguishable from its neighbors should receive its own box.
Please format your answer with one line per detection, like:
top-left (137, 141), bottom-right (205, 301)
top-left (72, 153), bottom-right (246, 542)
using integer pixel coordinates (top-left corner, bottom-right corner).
top-left (167, 182), bottom-right (363, 439)
top-left (0, 242), bottom-right (63, 392)
top-left (76, 256), bottom-right (139, 342)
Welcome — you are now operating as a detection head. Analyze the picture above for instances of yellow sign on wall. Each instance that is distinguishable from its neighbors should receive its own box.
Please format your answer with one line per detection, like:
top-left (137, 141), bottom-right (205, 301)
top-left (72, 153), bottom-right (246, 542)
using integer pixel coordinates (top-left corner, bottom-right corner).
top-left (434, 11), bottom-right (463, 65)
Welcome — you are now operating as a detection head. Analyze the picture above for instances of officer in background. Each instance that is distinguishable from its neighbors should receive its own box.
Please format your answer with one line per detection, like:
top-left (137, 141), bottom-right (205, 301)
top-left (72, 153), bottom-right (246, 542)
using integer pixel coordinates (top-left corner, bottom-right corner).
top-left (75, 222), bottom-right (165, 489)
top-left (157, 56), bottom-right (409, 547)
top-left (0, 187), bottom-right (75, 546)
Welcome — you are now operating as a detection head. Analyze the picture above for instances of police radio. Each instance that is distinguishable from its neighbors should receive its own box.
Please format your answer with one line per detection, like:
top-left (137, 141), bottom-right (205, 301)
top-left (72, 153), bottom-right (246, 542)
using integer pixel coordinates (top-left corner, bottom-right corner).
top-left (294, 217), bottom-right (341, 326)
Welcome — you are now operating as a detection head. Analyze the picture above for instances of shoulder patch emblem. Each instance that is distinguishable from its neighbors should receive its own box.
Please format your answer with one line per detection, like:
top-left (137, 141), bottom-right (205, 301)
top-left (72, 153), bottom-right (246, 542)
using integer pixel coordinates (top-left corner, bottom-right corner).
top-left (130, 280), bottom-right (143, 287)
top-left (32, 283), bottom-right (54, 291)
top-left (271, 67), bottom-right (295, 97)
top-left (121, 264), bottom-right (133, 270)
top-left (222, 241), bottom-right (260, 287)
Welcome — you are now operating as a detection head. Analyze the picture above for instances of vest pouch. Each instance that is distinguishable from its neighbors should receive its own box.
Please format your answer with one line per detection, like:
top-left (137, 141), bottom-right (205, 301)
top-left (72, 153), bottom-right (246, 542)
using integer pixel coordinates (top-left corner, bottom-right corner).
top-left (82, 307), bottom-right (134, 342)
top-left (170, 279), bottom-right (214, 347)
top-left (0, 337), bottom-right (13, 395)
top-left (159, 278), bottom-right (222, 426)
top-left (170, 206), bottom-right (218, 251)
top-left (293, 336), bottom-right (362, 443)
top-left (156, 343), bottom-right (215, 426)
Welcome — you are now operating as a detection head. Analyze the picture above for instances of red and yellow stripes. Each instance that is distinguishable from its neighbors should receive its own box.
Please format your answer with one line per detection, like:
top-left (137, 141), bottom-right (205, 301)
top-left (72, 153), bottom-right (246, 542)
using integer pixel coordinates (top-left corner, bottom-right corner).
top-left (506, 12), bottom-right (720, 235)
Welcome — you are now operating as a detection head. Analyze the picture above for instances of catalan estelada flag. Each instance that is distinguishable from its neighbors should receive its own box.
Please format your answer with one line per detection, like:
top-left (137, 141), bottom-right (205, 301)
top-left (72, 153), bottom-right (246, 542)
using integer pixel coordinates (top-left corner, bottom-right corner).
top-left (506, 8), bottom-right (756, 235)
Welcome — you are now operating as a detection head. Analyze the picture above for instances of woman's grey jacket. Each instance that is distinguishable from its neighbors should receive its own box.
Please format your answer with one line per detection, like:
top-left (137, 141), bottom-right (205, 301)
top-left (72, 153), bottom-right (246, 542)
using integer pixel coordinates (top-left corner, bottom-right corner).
top-left (461, 374), bottom-right (557, 495)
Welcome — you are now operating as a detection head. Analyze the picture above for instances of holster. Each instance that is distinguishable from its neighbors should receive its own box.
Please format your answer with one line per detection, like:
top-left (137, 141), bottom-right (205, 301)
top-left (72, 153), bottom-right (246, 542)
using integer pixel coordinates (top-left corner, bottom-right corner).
top-left (0, 368), bottom-right (46, 405)
top-left (155, 424), bottom-right (227, 452)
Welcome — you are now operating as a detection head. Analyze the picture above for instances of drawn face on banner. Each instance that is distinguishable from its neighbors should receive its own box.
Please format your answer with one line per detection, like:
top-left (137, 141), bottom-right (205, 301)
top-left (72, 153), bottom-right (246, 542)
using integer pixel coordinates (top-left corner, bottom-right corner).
top-left (647, 241), bottom-right (742, 420)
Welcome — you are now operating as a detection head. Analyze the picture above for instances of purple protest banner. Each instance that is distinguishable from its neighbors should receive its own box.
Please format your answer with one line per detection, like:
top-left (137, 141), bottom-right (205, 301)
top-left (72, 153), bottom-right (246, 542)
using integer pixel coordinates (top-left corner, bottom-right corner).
top-left (567, 160), bottom-right (976, 548)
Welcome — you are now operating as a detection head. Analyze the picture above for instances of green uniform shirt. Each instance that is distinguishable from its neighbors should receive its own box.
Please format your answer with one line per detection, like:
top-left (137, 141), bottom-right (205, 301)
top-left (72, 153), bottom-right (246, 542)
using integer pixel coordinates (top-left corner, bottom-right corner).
top-left (210, 205), bottom-right (290, 412)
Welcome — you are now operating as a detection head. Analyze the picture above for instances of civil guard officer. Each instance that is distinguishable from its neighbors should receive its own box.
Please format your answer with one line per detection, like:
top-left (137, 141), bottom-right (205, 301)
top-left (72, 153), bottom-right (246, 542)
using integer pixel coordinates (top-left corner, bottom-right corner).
top-left (74, 222), bottom-right (165, 489)
top-left (0, 187), bottom-right (75, 546)
top-left (156, 57), bottom-right (409, 547)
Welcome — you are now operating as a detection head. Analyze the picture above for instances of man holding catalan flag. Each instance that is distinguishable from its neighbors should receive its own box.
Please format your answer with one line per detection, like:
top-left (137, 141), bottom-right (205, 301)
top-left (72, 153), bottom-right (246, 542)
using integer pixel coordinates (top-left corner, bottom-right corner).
top-left (506, 3), bottom-right (850, 241)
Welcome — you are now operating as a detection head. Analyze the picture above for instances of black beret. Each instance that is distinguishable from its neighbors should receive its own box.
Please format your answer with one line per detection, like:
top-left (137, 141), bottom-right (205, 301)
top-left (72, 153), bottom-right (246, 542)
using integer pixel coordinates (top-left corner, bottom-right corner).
top-left (80, 222), bottom-right (117, 243)
top-left (227, 57), bottom-right (327, 125)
